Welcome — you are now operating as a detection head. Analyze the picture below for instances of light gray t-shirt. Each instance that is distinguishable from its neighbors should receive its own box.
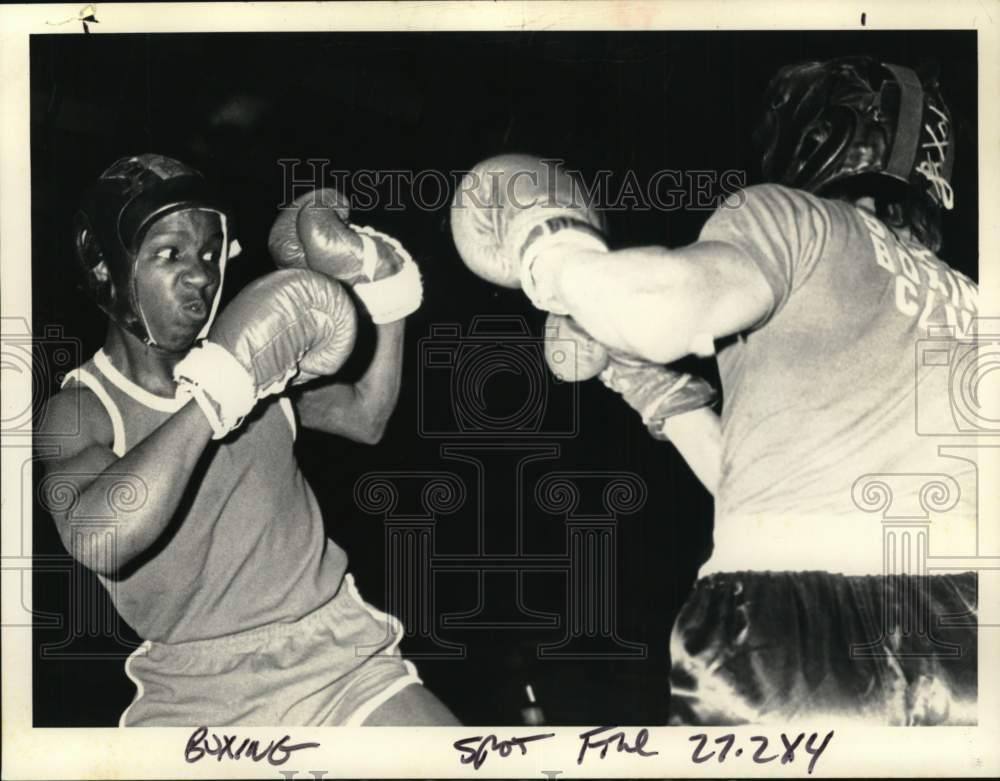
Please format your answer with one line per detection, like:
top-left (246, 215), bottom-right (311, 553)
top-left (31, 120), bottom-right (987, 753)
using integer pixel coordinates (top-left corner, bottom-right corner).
top-left (697, 184), bottom-right (978, 575)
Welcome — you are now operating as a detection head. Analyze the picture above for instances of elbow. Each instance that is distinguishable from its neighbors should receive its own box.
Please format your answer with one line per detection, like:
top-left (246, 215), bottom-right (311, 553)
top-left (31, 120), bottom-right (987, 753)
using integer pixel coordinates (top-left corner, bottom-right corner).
top-left (359, 394), bottom-right (399, 444)
top-left (630, 339), bottom-right (682, 366)
top-left (83, 558), bottom-right (119, 578)
top-left (56, 518), bottom-right (126, 577)
top-left (60, 533), bottom-right (120, 577)
top-left (368, 417), bottom-right (390, 445)
top-left (619, 326), bottom-right (688, 365)
top-left (356, 413), bottom-right (390, 445)
top-left (355, 428), bottom-right (382, 446)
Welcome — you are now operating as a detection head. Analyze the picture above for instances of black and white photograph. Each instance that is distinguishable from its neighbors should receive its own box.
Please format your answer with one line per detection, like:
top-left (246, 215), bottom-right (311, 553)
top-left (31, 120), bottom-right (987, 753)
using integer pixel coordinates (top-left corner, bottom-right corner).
top-left (2, 2), bottom-right (998, 778)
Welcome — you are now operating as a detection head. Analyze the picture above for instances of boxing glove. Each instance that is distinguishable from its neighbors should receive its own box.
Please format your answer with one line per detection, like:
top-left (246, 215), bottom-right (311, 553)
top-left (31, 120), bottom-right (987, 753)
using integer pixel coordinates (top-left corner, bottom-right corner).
top-left (544, 313), bottom-right (717, 439)
top-left (450, 154), bottom-right (608, 313)
top-left (543, 312), bottom-right (610, 382)
top-left (174, 268), bottom-right (357, 438)
top-left (268, 188), bottom-right (422, 323)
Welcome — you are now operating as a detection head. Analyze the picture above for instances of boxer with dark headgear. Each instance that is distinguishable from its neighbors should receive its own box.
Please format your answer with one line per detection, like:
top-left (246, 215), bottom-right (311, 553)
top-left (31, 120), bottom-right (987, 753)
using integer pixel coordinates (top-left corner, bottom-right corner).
top-left (73, 154), bottom-right (236, 346)
top-left (451, 57), bottom-right (978, 725)
top-left (39, 154), bottom-right (458, 726)
top-left (755, 57), bottom-right (954, 251)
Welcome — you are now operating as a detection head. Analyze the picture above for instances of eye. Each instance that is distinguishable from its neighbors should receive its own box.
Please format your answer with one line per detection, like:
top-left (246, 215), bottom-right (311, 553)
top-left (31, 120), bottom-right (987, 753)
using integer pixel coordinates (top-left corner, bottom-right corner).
top-left (201, 247), bottom-right (221, 264)
top-left (154, 246), bottom-right (179, 262)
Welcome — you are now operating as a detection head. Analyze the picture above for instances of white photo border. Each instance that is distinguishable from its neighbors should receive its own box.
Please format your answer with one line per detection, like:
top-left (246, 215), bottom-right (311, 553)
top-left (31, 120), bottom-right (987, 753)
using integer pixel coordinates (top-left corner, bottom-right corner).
top-left (2, 2), bottom-right (998, 779)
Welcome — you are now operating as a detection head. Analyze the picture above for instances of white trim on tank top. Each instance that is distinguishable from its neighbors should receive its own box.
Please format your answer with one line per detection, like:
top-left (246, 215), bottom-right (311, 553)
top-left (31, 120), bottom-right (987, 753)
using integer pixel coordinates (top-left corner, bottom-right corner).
top-left (61, 367), bottom-right (128, 457)
top-left (94, 349), bottom-right (187, 412)
top-left (279, 397), bottom-right (297, 441)
top-left (88, 349), bottom-right (296, 440)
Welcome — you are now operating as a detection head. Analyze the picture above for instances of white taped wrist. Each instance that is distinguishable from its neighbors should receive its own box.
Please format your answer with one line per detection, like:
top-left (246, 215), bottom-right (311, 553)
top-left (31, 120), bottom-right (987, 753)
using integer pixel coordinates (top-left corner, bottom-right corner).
top-left (350, 224), bottom-right (424, 323)
top-left (173, 342), bottom-right (256, 439)
top-left (520, 228), bottom-right (608, 314)
top-left (353, 257), bottom-right (423, 323)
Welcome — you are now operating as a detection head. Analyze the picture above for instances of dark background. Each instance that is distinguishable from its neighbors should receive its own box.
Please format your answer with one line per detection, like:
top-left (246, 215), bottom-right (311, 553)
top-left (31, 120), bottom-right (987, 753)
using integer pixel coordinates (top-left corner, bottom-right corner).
top-left (30, 30), bottom-right (978, 727)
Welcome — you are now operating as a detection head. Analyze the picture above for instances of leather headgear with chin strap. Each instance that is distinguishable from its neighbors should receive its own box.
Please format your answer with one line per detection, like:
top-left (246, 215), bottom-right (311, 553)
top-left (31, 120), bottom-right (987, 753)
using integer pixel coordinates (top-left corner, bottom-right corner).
top-left (73, 154), bottom-right (241, 346)
top-left (754, 56), bottom-right (955, 212)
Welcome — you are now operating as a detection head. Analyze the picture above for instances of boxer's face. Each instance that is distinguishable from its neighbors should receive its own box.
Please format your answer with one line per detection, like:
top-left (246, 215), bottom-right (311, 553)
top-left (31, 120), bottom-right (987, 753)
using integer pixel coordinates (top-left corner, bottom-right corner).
top-left (133, 209), bottom-right (223, 351)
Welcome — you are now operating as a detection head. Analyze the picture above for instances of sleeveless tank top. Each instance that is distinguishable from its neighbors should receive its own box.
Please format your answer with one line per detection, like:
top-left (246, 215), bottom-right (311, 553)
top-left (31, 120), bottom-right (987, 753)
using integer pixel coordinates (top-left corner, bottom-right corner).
top-left (63, 349), bottom-right (349, 643)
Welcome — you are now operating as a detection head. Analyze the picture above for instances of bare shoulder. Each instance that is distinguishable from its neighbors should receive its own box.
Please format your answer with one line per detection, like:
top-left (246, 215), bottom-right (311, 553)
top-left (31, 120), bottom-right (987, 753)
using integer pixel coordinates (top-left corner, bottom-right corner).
top-left (37, 382), bottom-right (115, 462)
top-left (36, 381), bottom-right (120, 546)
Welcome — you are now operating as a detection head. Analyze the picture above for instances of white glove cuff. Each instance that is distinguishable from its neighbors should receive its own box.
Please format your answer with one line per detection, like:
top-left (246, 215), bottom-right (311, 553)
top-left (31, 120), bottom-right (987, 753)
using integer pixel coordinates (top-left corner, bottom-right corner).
top-left (520, 228), bottom-right (608, 314)
top-left (174, 342), bottom-right (256, 439)
top-left (350, 225), bottom-right (424, 323)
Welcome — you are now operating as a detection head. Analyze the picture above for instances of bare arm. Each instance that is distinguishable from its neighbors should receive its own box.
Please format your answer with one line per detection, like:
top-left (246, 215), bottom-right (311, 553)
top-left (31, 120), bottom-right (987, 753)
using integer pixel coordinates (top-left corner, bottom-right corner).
top-left (654, 406), bottom-right (722, 496)
top-left (539, 241), bottom-right (775, 365)
top-left (37, 388), bottom-right (214, 576)
top-left (597, 352), bottom-right (723, 496)
top-left (294, 319), bottom-right (405, 444)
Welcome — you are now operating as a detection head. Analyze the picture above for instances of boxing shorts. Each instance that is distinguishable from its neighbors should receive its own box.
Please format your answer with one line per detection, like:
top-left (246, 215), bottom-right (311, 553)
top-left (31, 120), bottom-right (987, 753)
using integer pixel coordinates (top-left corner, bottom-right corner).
top-left (668, 571), bottom-right (977, 725)
top-left (120, 574), bottom-right (422, 726)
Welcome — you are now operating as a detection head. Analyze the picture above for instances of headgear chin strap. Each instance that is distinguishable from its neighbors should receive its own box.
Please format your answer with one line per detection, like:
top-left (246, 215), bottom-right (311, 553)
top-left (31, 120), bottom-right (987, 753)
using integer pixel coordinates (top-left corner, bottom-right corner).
top-left (74, 154), bottom-right (240, 347)
top-left (132, 208), bottom-right (242, 346)
top-left (198, 214), bottom-right (242, 342)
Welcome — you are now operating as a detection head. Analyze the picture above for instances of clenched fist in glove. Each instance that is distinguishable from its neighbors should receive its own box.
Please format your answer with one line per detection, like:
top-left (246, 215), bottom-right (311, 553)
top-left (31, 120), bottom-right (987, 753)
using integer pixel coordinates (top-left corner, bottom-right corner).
top-left (544, 313), bottom-right (717, 441)
top-left (543, 312), bottom-right (611, 383)
top-left (269, 188), bottom-right (422, 324)
top-left (450, 154), bottom-right (609, 313)
top-left (174, 269), bottom-right (357, 438)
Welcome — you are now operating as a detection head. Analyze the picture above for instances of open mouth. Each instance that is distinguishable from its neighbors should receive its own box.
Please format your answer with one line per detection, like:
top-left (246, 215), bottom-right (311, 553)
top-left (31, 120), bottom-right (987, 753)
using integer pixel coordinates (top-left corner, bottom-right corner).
top-left (181, 298), bottom-right (208, 320)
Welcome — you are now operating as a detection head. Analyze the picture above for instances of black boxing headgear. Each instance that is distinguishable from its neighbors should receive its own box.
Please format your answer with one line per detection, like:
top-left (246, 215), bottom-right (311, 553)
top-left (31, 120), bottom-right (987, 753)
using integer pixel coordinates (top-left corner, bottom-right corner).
top-left (754, 56), bottom-right (955, 215)
top-left (73, 154), bottom-right (241, 345)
